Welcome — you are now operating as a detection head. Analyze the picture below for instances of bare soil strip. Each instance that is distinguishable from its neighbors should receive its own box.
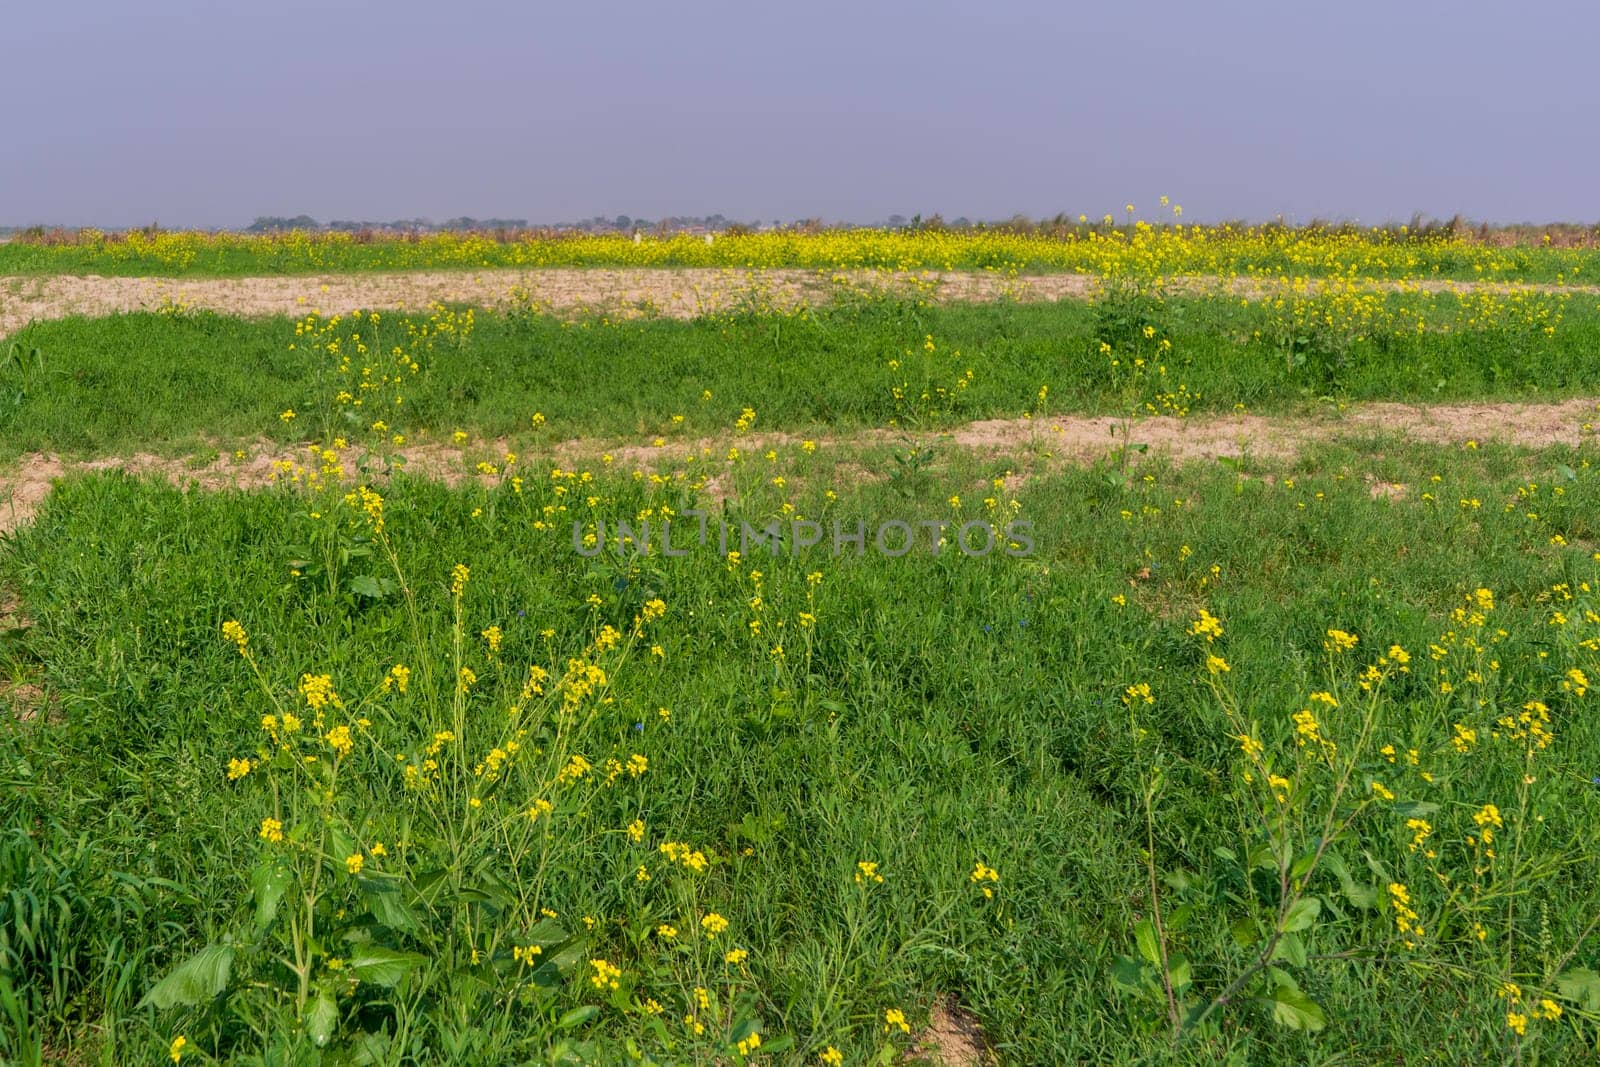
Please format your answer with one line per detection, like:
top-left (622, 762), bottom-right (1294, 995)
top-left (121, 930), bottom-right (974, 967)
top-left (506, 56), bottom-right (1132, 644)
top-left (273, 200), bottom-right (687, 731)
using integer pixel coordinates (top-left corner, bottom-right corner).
top-left (4, 268), bottom-right (1598, 336)
top-left (0, 269), bottom-right (1083, 335)
top-left (4, 397), bottom-right (1593, 533)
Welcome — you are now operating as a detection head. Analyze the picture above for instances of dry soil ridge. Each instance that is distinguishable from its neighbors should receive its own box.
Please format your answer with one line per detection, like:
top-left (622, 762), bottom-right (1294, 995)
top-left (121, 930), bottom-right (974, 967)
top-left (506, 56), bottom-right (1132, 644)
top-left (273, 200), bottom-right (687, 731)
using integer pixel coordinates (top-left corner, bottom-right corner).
top-left (4, 268), bottom-right (1598, 336)
top-left (4, 396), bottom-right (1593, 533)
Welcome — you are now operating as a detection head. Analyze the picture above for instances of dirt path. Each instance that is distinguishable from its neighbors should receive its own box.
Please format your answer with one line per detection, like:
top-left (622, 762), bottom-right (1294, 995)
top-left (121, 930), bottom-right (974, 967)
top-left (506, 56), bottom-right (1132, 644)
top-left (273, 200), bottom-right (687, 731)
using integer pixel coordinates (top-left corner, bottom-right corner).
top-left (4, 396), bottom-right (1594, 532)
top-left (4, 268), bottom-right (1596, 336)
top-left (0, 269), bottom-right (1087, 335)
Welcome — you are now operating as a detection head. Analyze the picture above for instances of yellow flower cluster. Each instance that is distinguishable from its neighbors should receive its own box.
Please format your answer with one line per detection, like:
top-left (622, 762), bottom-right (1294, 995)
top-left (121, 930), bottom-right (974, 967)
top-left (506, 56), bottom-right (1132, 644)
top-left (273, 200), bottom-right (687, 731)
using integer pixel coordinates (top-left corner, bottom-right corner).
top-left (1388, 882), bottom-right (1423, 947)
top-left (855, 860), bottom-right (884, 885)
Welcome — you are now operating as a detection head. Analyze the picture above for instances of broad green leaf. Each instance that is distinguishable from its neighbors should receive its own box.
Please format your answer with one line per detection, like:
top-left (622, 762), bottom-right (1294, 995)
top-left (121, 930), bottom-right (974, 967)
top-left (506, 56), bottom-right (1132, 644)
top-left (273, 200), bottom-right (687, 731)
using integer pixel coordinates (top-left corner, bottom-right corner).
top-left (348, 575), bottom-right (388, 599)
top-left (1392, 800), bottom-right (1439, 819)
top-left (1109, 955), bottom-right (1147, 990)
top-left (1558, 967), bottom-right (1600, 1012)
top-left (139, 944), bottom-right (235, 1009)
top-left (556, 1005), bottom-right (599, 1029)
top-left (1281, 896), bottom-right (1322, 933)
top-left (252, 859), bottom-right (291, 933)
top-left (531, 941), bottom-right (589, 988)
top-left (305, 986), bottom-right (339, 1046)
top-left (1133, 919), bottom-right (1161, 966)
top-left (364, 885), bottom-right (421, 936)
top-left (524, 917), bottom-right (570, 947)
top-left (1324, 852), bottom-right (1377, 910)
top-left (1161, 870), bottom-right (1193, 893)
top-left (1271, 931), bottom-right (1308, 968)
top-left (348, 944), bottom-right (426, 987)
top-left (347, 1030), bottom-right (392, 1065)
top-left (1268, 982), bottom-right (1326, 1032)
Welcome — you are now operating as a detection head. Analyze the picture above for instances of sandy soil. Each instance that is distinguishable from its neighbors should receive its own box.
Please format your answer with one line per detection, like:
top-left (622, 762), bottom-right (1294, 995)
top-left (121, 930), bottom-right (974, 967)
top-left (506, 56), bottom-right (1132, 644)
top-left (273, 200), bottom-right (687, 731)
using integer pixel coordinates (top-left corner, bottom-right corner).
top-left (3, 396), bottom-right (1593, 533)
top-left (4, 268), bottom-right (1595, 337)
top-left (0, 268), bottom-right (1092, 336)
top-left (910, 998), bottom-right (993, 1066)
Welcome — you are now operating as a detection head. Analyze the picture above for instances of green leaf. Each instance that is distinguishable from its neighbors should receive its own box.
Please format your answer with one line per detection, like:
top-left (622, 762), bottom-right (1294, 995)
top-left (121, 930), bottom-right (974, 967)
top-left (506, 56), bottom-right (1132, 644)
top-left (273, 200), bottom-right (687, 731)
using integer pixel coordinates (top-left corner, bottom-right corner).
top-left (556, 1005), bottom-right (599, 1030)
top-left (139, 944), bottom-right (235, 1009)
top-left (531, 941), bottom-right (588, 988)
top-left (1161, 870), bottom-right (1194, 894)
top-left (1271, 931), bottom-right (1308, 968)
top-left (346, 1030), bottom-right (393, 1064)
top-left (1133, 919), bottom-right (1161, 966)
top-left (252, 859), bottom-right (291, 933)
top-left (1268, 982), bottom-right (1326, 1032)
top-left (348, 944), bottom-right (426, 987)
top-left (364, 885), bottom-right (421, 936)
top-left (1109, 955), bottom-right (1147, 990)
top-left (1280, 896), bottom-right (1322, 933)
top-left (523, 918), bottom-right (570, 947)
top-left (1392, 800), bottom-right (1439, 819)
top-left (305, 986), bottom-right (339, 1046)
top-left (1557, 967), bottom-right (1600, 1012)
top-left (1230, 916), bottom-right (1260, 948)
top-left (347, 574), bottom-right (397, 600)
top-left (1324, 851), bottom-right (1377, 910)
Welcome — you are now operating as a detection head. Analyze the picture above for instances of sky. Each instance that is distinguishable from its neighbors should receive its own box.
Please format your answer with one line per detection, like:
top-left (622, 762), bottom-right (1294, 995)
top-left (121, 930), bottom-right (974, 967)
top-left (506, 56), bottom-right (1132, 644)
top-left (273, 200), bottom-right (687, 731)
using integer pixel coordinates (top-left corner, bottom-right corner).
top-left (5, 0), bottom-right (1596, 228)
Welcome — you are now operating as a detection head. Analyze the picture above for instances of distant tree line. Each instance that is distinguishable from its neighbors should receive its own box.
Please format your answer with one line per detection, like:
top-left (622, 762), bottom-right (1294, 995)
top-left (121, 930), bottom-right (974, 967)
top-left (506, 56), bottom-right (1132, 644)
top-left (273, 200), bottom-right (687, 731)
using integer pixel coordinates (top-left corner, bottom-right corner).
top-left (245, 216), bottom-right (535, 233)
top-left (243, 214), bottom-right (762, 234)
top-left (7, 216), bottom-right (1599, 247)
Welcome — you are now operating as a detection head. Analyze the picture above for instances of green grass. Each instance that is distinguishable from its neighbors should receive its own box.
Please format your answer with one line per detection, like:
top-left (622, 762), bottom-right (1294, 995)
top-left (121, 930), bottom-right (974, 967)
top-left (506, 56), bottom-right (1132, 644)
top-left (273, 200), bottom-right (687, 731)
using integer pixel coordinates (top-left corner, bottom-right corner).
top-left (4, 436), bottom-right (1600, 1062)
top-left (4, 288), bottom-right (1599, 458)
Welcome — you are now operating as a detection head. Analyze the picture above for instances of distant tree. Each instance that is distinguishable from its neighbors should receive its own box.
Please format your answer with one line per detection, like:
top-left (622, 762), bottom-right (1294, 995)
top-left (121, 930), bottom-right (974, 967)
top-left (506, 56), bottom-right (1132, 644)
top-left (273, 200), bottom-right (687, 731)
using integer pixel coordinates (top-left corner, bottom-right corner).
top-left (246, 215), bottom-right (319, 233)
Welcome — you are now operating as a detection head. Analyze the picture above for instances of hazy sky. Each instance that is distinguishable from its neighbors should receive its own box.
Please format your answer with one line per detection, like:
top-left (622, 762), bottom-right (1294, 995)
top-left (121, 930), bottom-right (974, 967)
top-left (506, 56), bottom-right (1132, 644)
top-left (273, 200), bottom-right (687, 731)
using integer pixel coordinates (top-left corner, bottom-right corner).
top-left (6, 0), bottom-right (1596, 228)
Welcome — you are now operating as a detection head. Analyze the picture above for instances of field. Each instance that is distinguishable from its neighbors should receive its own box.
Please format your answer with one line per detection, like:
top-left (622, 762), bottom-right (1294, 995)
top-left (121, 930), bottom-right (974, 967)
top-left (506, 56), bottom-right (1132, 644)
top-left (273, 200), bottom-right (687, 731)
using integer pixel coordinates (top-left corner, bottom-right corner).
top-left (4, 227), bottom-right (1600, 1065)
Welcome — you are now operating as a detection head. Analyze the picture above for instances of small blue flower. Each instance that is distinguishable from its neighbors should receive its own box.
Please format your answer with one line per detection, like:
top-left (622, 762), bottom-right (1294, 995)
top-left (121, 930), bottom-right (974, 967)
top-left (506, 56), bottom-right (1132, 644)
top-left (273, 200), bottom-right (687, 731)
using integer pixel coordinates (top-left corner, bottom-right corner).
top-left (982, 624), bottom-right (993, 634)
top-left (634, 722), bottom-right (645, 732)
top-left (1019, 619), bottom-right (1029, 628)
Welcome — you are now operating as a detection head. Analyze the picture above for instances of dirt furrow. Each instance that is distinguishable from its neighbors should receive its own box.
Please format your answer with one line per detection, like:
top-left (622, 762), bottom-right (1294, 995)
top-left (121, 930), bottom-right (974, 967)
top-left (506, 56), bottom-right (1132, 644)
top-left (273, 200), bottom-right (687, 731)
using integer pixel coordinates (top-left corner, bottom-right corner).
top-left (4, 268), bottom-right (1597, 336)
top-left (4, 396), bottom-right (1595, 532)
